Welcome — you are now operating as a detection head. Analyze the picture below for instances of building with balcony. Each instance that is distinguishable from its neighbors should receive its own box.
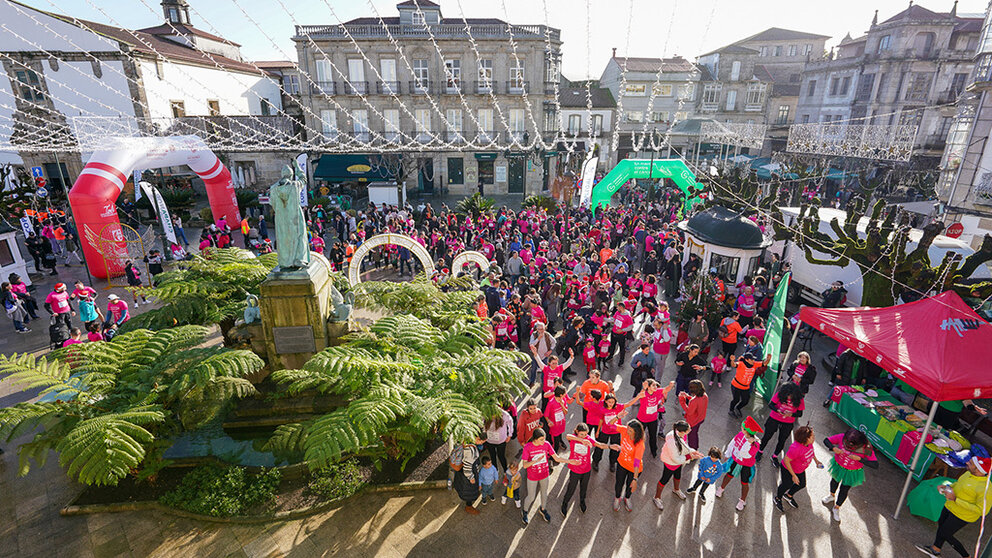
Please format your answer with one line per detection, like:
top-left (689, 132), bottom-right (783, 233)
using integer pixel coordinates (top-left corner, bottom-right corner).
top-left (796, 3), bottom-right (982, 160)
top-left (598, 55), bottom-right (701, 161)
top-left (293, 0), bottom-right (562, 196)
top-left (0, 0), bottom-right (286, 189)
top-left (698, 27), bottom-right (829, 154)
top-left (557, 82), bottom-right (616, 167)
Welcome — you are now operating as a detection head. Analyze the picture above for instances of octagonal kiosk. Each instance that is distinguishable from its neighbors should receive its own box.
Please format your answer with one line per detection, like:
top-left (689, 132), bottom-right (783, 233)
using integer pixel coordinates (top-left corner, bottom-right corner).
top-left (678, 206), bottom-right (771, 288)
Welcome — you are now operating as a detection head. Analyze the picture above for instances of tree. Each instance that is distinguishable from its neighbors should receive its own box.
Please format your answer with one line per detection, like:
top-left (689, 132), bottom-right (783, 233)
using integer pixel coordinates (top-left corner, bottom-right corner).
top-left (455, 193), bottom-right (495, 220)
top-left (772, 196), bottom-right (992, 307)
top-left (264, 314), bottom-right (527, 470)
top-left (0, 326), bottom-right (264, 486)
top-left (122, 248), bottom-right (278, 343)
top-left (676, 273), bottom-right (724, 332)
top-left (0, 163), bottom-right (38, 224)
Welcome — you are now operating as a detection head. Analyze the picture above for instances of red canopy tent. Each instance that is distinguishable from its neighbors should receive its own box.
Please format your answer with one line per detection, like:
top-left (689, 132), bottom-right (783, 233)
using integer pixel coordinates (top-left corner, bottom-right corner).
top-left (786, 291), bottom-right (992, 518)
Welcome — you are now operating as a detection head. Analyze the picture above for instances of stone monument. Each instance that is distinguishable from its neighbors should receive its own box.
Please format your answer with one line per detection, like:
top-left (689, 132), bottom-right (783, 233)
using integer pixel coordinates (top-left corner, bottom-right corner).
top-left (255, 165), bottom-right (349, 370)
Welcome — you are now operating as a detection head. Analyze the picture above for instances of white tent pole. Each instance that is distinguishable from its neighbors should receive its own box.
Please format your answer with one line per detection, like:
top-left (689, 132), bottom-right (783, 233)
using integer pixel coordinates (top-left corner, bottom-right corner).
top-left (893, 401), bottom-right (939, 518)
top-left (774, 320), bottom-right (802, 391)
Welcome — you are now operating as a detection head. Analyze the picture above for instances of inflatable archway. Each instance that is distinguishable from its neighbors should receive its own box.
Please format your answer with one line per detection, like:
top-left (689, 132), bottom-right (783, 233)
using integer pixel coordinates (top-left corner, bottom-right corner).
top-left (590, 159), bottom-right (705, 214)
top-left (70, 135), bottom-right (241, 278)
top-left (451, 251), bottom-right (491, 275)
top-left (347, 233), bottom-right (434, 287)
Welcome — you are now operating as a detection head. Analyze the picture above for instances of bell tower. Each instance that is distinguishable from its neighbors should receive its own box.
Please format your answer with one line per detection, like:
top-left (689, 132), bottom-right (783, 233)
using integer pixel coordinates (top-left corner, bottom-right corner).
top-left (161, 0), bottom-right (191, 25)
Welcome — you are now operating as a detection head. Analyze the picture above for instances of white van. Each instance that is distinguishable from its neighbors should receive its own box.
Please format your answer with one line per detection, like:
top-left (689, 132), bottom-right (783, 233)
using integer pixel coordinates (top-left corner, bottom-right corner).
top-left (774, 206), bottom-right (992, 307)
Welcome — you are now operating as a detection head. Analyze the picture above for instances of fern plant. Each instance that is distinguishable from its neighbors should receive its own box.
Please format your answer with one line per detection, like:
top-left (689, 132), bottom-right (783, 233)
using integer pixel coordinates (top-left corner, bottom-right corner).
top-left (266, 314), bottom-right (526, 471)
top-left (455, 193), bottom-right (495, 220)
top-left (0, 325), bottom-right (264, 486)
top-left (354, 275), bottom-right (481, 329)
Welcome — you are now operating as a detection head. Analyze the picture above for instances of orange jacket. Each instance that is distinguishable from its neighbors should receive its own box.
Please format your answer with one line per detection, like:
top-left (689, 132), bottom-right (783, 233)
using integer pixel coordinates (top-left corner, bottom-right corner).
top-left (616, 424), bottom-right (645, 474)
top-left (731, 361), bottom-right (760, 390)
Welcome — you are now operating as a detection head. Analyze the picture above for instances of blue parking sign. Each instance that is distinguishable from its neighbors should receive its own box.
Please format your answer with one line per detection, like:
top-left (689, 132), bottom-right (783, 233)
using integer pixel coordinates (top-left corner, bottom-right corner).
top-left (31, 166), bottom-right (43, 179)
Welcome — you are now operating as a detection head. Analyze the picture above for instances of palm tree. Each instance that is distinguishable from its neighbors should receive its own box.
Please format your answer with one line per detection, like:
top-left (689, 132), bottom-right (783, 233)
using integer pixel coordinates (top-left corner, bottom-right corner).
top-left (265, 314), bottom-right (527, 470)
top-left (0, 325), bottom-right (264, 486)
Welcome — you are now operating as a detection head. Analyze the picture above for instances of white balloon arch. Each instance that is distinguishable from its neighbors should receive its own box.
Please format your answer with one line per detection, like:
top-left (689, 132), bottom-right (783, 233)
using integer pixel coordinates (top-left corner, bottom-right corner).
top-left (347, 233), bottom-right (435, 287)
top-left (450, 251), bottom-right (491, 275)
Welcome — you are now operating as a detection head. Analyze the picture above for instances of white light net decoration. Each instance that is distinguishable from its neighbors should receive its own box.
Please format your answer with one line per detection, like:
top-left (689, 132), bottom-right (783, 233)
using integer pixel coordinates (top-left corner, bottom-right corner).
top-left (699, 121), bottom-right (767, 150)
top-left (786, 122), bottom-right (919, 161)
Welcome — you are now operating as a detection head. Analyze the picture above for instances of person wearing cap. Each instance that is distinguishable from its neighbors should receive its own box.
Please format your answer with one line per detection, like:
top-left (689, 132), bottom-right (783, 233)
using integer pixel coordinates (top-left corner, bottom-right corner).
top-left (44, 283), bottom-right (75, 329)
top-left (106, 294), bottom-right (130, 326)
top-left (715, 416), bottom-right (764, 511)
top-left (917, 456), bottom-right (992, 557)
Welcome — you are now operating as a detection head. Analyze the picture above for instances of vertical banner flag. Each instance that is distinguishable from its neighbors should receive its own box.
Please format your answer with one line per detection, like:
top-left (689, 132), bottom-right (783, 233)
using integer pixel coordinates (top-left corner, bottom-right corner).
top-left (138, 181), bottom-right (178, 245)
top-left (133, 170), bottom-right (143, 201)
top-left (755, 271), bottom-right (791, 402)
top-left (19, 216), bottom-right (34, 236)
top-left (296, 154), bottom-right (309, 207)
top-left (578, 152), bottom-right (599, 207)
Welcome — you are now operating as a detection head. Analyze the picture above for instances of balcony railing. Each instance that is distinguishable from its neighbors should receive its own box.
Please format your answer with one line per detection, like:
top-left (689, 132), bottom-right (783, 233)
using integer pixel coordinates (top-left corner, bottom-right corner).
top-left (296, 23), bottom-right (560, 42)
top-left (744, 103), bottom-right (764, 112)
top-left (505, 81), bottom-right (529, 94)
top-left (473, 81), bottom-right (497, 94)
top-left (314, 81), bottom-right (336, 95)
top-left (343, 81), bottom-right (368, 95)
top-left (376, 81), bottom-right (401, 95)
top-left (408, 80), bottom-right (435, 95)
top-left (475, 130), bottom-right (499, 143)
top-left (701, 102), bottom-right (718, 112)
top-left (443, 82), bottom-right (463, 94)
top-left (444, 130), bottom-right (468, 143)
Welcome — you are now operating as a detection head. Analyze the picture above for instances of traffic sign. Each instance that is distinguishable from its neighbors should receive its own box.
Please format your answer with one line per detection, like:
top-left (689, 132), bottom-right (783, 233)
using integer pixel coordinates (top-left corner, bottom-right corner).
top-left (36, 187), bottom-right (48, 198)
top-left (258, 194), bottom-right (270, 205)
top-left (945, 223), bottom-right (964, 239)
top-left (31, 166), bottom-right (43, 179)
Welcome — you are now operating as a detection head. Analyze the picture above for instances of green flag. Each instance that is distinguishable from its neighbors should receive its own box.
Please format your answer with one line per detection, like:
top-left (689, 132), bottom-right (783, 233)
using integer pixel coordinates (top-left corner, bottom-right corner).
top-left (755, 272), bottom-right (791, 402)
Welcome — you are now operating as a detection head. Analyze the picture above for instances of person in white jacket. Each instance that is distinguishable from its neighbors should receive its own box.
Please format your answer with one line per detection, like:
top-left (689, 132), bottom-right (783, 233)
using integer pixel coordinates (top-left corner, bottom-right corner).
top-left (653, 420), bottom-right (703, 510)
top-left (484, 407), bottom-right (514, 474)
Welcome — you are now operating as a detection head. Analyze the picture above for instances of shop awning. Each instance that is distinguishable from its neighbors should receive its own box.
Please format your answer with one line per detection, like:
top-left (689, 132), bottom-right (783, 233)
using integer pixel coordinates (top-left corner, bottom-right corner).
top-left (474, 152), bottom-right (498, 161)
top-left (313, 154), bottom-right (396, 182)
top-left (506, 151), bottom-right (530, 159)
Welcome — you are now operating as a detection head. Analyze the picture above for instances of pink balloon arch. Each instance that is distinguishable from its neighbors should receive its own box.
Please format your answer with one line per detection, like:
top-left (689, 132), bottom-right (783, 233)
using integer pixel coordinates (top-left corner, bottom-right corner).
top-left (68, 136), bottom-right (241, 278)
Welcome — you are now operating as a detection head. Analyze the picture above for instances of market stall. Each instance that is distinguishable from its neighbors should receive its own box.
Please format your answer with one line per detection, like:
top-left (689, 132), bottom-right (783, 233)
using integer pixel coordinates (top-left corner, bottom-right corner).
top-left (780, 291), bottom-right (992, 517)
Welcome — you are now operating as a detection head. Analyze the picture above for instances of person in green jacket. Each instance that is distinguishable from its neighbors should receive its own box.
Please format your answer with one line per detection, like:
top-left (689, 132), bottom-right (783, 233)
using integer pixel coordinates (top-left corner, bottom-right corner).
top-left (917, 456), bottom-right (992, 557)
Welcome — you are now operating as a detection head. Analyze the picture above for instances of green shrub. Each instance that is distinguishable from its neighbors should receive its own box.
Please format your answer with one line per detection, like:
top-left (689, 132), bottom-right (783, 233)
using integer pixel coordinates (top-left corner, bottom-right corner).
top-left (198, 206), bottom-right (213, 224)
top-left (308, 459), bottom-right (366, 501)
top-left (522, 195), bottom-right (557, 212)
top-left (160, 464), bottom-right (281, 517)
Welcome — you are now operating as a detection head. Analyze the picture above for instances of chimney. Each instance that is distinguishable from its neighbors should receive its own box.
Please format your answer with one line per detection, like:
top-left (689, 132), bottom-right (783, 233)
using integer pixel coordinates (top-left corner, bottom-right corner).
top-left (612, 47), bottom-right (617, 58)
top-left (950, 0), bottom-right (958, 17)
top-left (871, 9), bottom-right (878, 27)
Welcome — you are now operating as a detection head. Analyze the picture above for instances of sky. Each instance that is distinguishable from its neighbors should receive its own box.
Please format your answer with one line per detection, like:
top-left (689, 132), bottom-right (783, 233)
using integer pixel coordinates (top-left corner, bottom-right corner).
top-left (25, 0), bottom-right (992, 80)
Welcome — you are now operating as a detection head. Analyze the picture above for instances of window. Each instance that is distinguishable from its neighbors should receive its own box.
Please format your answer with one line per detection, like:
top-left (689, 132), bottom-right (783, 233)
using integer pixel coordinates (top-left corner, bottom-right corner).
top-left (285, 73), bottom-right (300, 95)
top-left (801, 114), bottom-right (810, 124)
top-left (709, 253), bottom-right (740, 281)
top-left (415, 108), bottom-right (431, 141)
top-left (413, 59), bottom-right (429, 89)
top-left (745, 83), bottom-right (766, 107)
top-left (624, 83), bottom-right (647, 96)
top-left (13, 69), bottom-right (44, 102)
top-left (411, 10), bottom-right (425, 26)
top-left (479, 160), bottom-right (494, 184)
top-left (839, 76), bottom-right (851, 96)
top-left (730, 60), bottom-right (741, 81)
top-left (775, 46), bottom-right (783, 57)
top-left (898, 109), bottom-right (921, 128)
top-left (477, 109), bottom-right (493, 135)
top-left (776, 105), bottom-right (790, 125)
top-left (260, 99), bottom-right (272, 116)
top-left (679, 83), bottom-right (695, 100)
top-left (170, 100), bottom-right (185, 118)
top-left (207, 100), bottom-right (220, 116)
top-left (447, 157), bottom-right (464, 185)
top-left (759, 46), bottom-right (768, 57)
top-left (747, 256), bottom-right (762, 278)
top-left (478, 59), bottom-right (493, 89)
top-left (347, 59), bottom-right (364, 84)
top-left (905, 72), bottom-right (931, 101)
top-left (804, 44), bottom-right (813, 55)
top-left (509, 109), bottom-right (525, 140)
top-left (380, 59), bottom-right (397, 93)
top-left (0, 238), bottom-right (12, 267)
top-left (568, 114), bottom-right (581, 134)
top-left (877, 35), bottom-right (891, 53)
top-left (315, 59), bottom-right (333, 93)
top-left (651, 111), bottom-right (669, 122)
top-left (446, 109), bottom-right (463, 134)
top-left (168, 7), bottom-right (179, 23)
top-left (674, 111), bottom-right (688, 121)
top-left (320, 109), bottom-right (337, 137)
top-left (652, 83), bottom-right (673, 96)
top-left (807, 79), bottom-right (816, 97)
top-left (591, 114), bottom-right (603, 134)
top-left (856, 73), bottom-right (875, 101)
top-left (789, 45), bottom-right (797, 56)
top-left (829, 77), bottom-right (839, 95)
top-left (352, 109), bottom-right (369, 140)
top-left (509, 60), bottom-right (525, 90)
top-left (444, 59), bottom-right (461, 90)
top-left (950, 72), bottom-right (969, 96)
top-left (383, 109), bottom-right (400, 140)
top-left (702, 83), bottom-right (721, 106)
top-left (625, 111), bottom-right (643, 122)
top-left (725, 90), bottom-right (737, 111)
top-left (544, 54), bottom-right (560, 83)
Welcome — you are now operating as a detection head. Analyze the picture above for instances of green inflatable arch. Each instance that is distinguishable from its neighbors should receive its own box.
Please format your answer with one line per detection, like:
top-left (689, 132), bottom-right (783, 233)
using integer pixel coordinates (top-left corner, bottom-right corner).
top-left (590, 158), bottom-right (706, 214)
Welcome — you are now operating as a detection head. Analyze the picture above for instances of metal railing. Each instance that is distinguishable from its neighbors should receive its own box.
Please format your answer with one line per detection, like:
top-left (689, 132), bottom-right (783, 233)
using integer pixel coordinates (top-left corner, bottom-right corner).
top-left (473, 81), bottom-right (497, 94)
top-left (376, 81), bottom-right (401, 95)
top-left (505, 81), bottom-right (529, 94)
top-left (408, 80), bottom-right (435, 95)
top-left (343, 81), bottom-right (368, 95)
top-left (296, 23), bottom-right (559, 41)
top-left (314, 81), bottom-right (336, 95)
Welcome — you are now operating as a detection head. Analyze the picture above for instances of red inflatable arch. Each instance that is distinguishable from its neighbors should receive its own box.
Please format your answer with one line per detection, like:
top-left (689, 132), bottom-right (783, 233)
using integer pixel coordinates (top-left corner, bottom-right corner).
top-left (69, 135), bottom-right (241, 278)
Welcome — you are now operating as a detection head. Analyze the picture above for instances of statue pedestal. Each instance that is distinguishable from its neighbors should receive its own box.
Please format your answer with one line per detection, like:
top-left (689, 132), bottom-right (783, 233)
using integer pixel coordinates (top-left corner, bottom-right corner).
top-left (259, 256), bottom-right (336, 370)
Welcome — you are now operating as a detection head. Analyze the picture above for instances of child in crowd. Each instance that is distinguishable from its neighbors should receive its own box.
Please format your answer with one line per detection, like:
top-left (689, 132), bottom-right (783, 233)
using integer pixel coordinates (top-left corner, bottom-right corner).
top-left (582, 338), bottom-right (597, 375)
top-left (822, 428), bottom-right (877, 523)
top-left (86, 322), bottom-right (104, 342)
top-left (597, 335), bottom-right (612, 370)
top-left (478, 456), bottom-right (499, 504)
top-left (502, 461), bottom-right (521, 507)
top-left (62, 327), bottom-right (83, 347)
top-left (715, 416), bottom-right (764, 511)
top-left (686, 447), bottom-right (729, 503)
top-left (710, 353), bottom-right (727, 388)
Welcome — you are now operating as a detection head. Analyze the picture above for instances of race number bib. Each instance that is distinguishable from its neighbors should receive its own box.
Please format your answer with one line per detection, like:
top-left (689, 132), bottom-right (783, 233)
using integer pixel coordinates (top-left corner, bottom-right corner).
top-left (574, 444), bottom-right (588, 456)
top-left (555, 411), bottom-right (565, 423)
top-left (646, 405), bottom-right (657, 415)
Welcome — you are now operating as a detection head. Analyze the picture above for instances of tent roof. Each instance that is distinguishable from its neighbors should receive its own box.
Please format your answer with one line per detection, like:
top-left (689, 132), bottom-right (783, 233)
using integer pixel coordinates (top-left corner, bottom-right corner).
top-left (799, 291), bottom-right (992, 401)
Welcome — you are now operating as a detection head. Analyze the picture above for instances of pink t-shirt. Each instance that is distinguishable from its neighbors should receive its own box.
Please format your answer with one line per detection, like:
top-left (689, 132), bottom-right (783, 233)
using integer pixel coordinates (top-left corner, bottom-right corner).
top-left (643, 283), bottom-right (658, 298)
top-left (729, 431), bottom-right (759, 467)
top-left (599, 403), bottom-right (625, 435)
top-left (62, 338), bottom-right (82, 347)
top-left (522, 441), bottom-right (555, 481)
top-left (542, 365), bottom-right (563, 394)
top-left (636, 389), bottom-right (665, 423)
top-left (545, 398), bottom-right (568, 436)
top-left (87, 331), bottom-right (104, 342)
top-left (769, 393), bottom-right (805, 424)
top-left (791, 363), bottom-right (809, 385)
top-left (826, 433), bottom-right (877, 470)
top-left (784, 442), bottom-right (816, 474)
top-left (46, 291), bottom-right (71, 314)
top-left (71, 286), bottom-right (96, 300)
top-left (583, 399), bottom-right (604, 427)
top-left (108, 300), bottom-right (130, 323)
top-left (568, 437), bottom-right (594, 474)
top-left (612, 312), bottom-right (633, 334)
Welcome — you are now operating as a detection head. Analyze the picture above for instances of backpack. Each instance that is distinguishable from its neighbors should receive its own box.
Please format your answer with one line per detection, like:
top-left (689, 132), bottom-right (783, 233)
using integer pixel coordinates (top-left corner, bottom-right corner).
top-left (718, 323), bottom-right (730, 339)
top-left (49, 316), bottom-right (70, 348)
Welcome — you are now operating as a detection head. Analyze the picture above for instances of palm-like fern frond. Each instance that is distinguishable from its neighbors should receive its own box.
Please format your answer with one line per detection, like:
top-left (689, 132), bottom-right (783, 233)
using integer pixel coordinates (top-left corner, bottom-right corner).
top-left (55, 406), bottom-right (165, 486)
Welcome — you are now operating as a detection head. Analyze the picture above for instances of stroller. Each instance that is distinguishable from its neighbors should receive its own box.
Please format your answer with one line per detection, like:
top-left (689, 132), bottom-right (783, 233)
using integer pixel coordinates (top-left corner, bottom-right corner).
top-left (49, 315), bottom-right (70, 350)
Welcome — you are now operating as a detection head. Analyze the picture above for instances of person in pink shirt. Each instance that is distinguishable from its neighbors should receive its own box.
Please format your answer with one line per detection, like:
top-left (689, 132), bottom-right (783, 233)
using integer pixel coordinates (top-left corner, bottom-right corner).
top-left (610, 306), bottom-right (634, 366)
top-left (45, 282), bottom-right (75, 329)
top-left (62, 328), bottom-right (83, 347)
top-left (756, 383), bottom-right (806, 466)
top-left (592, 394), bottom-right (627, 472)
top-left (106, 294), bottom-right (130, 326)
top-left (559, 423), bottom-right (613, 517)
top-left (715, 416), bottom-right (764, 511)
top-left (627, 379), bottom-right (675, 457)
top-left (772, 425), bottom-right (823, 512)
top-left (520, 428), bottom-right (570, 525)
top-left (540, 351), bottom-right (573, 404)
top-left (86, 322), bottom-right (104, 342)
top-left (70, 280), bottom-right (96, 302)
top-left (544, 386), bottom-right (572, 452)
top-left (822, 429), bottom-right (877, 522)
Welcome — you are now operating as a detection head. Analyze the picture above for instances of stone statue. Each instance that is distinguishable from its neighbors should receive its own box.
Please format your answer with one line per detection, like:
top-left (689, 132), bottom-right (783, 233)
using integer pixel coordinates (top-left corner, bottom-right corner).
top-left (243, 294), bottom-right (261, 324)
top-left (270, 164), bottom-right (310, 271)
top-left (328, 284), bottom-right (353, 323)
